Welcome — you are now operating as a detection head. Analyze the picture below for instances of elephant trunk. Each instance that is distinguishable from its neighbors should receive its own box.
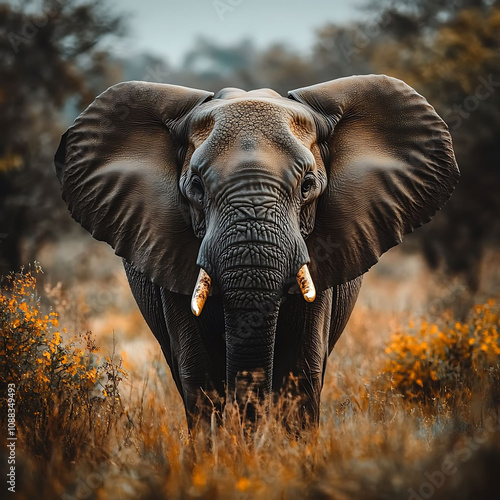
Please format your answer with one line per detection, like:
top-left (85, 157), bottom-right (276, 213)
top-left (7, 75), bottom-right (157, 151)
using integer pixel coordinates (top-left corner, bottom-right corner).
top-left (195, 188), bottom-right (312, 416)
top-left (223, 277), bottom-right (282, 414)
top-left (215, 223), bottom-right (292, 416)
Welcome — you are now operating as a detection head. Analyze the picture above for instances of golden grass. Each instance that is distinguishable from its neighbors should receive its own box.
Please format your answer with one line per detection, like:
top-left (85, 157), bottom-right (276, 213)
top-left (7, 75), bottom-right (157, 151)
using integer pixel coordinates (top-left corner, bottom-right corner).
top-left (2, 262), bottom-right (500, 500)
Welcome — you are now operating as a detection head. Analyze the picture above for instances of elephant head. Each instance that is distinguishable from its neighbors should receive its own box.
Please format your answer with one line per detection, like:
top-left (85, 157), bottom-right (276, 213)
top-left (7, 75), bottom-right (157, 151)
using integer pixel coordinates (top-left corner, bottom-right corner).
top-left (55, 76), bottom-right (459, 415)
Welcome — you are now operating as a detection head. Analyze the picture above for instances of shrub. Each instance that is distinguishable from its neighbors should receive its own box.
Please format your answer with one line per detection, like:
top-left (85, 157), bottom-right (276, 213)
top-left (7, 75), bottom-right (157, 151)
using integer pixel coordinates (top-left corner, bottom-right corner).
top-left (382, 299), bottom-right (500, 409)
top-left (0, 266), bottom-right (128, 460)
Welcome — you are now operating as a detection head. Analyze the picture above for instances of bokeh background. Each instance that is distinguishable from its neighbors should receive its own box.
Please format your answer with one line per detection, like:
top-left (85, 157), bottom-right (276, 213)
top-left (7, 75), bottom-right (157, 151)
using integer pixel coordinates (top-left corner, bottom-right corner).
top-left (1, 0), bottom-right (499, 312)
top-left (1, 1), bottom-right (500, 498)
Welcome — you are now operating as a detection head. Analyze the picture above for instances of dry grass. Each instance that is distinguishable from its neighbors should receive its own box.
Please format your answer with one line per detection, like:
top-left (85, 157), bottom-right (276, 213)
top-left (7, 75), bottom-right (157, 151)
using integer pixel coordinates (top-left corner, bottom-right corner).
top-left (2, 251), bottom-right (500, 500)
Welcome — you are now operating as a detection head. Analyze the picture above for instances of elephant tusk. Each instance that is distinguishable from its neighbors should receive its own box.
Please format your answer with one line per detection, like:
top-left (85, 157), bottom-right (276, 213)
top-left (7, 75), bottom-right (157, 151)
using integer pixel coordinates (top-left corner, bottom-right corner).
top-left (191, 268), bottom-right (211, 316)
top-left (296, 264), bottom-right (316, 302)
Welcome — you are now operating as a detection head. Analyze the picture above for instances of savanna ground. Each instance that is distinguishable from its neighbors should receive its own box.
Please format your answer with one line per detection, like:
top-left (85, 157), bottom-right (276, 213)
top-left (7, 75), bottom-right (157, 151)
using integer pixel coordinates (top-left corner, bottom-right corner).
top-left (2, 241), bottom-right (500, 500)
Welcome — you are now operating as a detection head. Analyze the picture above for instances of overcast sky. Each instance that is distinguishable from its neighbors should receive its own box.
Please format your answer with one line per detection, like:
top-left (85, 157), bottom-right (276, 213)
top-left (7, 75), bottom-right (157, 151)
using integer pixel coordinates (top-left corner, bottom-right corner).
top-left (109, 0), bottom-right (363, 66)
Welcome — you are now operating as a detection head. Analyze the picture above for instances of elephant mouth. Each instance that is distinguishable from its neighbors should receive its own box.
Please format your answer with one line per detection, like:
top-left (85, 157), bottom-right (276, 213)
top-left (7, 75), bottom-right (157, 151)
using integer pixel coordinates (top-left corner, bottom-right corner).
top-left (190, 264), bottom-right (316, 316)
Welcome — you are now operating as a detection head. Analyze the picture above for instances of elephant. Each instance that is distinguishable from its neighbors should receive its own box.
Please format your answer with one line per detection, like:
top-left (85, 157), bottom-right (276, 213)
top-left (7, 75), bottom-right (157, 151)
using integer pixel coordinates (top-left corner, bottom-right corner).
top-left (54, 74), bottom-right (459, 429)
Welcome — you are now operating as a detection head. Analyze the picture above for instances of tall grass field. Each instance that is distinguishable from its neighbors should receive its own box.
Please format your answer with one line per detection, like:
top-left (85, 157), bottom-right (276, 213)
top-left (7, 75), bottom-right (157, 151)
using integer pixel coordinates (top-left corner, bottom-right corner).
top-left (2, 255), bottom-right (500, 500)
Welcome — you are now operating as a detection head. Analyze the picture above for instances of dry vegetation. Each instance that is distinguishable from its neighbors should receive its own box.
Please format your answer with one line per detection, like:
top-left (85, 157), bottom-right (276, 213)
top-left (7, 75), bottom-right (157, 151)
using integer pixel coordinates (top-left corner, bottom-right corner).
top-left (2, 254), bottom-right (500, 500)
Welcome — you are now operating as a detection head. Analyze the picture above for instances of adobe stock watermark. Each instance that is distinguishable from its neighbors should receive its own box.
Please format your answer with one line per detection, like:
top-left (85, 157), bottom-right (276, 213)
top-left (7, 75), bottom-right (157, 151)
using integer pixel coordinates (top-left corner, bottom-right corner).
top-left (408, 412), bottom-right (500, 499)
top-left (213, 0), bottom-right (244, 21)
top-left (86, 274), bottom-right (124, 314)
top-left (142, 63), bottom-right (170, 83)
top-left (6, 384), bottom-right (17, 494)
top-left (444, 74), bottom-right (500, 131)
top-left (318, 12), bottom-right (391, 64)
top-left (428, 281), bottom-right (468, 315)
top-left (309, 234), bottom-right (341, 264)
top-left (60, 451), bottom-right (140, 500)
top-left (7, 0), bottom-right (66, 54)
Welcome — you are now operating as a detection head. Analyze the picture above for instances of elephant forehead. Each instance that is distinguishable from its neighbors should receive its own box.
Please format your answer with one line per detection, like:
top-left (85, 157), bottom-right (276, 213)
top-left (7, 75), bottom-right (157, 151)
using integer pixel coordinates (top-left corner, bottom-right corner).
top-left (213, 99), bottom-right (314, 142)
top-left (189, 99), bottom-right (317, 180)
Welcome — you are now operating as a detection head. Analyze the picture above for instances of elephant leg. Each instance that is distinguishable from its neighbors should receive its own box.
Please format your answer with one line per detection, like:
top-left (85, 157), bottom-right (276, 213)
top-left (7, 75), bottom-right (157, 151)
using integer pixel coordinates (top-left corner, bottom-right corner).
top-left (274, 277), bottom-right (362, 427)
top-left (159, 289), bottom-right (226, 429)
top-left (124, 261), bottom-right (184, 397)
top-left (274, 289), bottom-right (333, 427)
top-left (124, 261), bottom-right (225, 429)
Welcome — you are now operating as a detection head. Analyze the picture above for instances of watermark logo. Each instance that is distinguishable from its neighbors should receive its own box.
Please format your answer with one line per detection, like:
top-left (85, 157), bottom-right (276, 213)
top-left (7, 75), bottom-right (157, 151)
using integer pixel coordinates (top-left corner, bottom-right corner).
top-left (6, 383), bottom-right (16, 493)
top-left (408, 412), bottom-right (500, 499)
top-left (444, 74), bottom-right (500, 131)
top-left (7, 0), bottom-right (66, 54)
top-left (317, 12), bottom-right (392, 64)
top-left (213, 0), bottom-right (244, 21)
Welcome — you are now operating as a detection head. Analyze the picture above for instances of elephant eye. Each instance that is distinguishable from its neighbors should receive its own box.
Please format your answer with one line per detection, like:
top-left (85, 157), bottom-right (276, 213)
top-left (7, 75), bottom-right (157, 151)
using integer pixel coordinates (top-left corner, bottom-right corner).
top-left (189, 175), bottom-right (205, 206)
top-left (301, 174), bottom-right (316, 199)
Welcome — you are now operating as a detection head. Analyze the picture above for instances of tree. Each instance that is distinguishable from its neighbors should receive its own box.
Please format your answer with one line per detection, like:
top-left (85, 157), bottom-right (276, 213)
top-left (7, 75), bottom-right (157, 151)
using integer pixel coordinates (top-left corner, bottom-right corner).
top-left (362, 0), bottom-right (500, 291)
top-left (0, 0), bottom-right (124, 274)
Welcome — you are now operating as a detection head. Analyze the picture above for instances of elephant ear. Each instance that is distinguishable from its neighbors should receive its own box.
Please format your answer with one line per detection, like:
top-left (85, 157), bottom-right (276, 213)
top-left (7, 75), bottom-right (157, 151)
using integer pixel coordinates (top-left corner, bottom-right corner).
top-left (289, 75), bottom-right (459, 290)
top-left (54, 81), bottom-right (213, 294)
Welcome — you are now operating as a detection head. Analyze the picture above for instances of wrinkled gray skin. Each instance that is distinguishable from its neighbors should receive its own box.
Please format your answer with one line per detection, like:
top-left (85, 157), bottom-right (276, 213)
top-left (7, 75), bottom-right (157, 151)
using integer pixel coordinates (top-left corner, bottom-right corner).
top-left (55, 75), bottom-right (460, 428)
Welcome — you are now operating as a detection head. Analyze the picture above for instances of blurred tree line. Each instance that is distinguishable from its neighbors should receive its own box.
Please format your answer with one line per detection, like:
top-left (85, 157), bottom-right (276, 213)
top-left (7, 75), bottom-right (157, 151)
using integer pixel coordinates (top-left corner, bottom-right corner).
top-left (1, 0), bottom-right (499, 294)
top-left (0, 0), bottom-right (123, 272)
